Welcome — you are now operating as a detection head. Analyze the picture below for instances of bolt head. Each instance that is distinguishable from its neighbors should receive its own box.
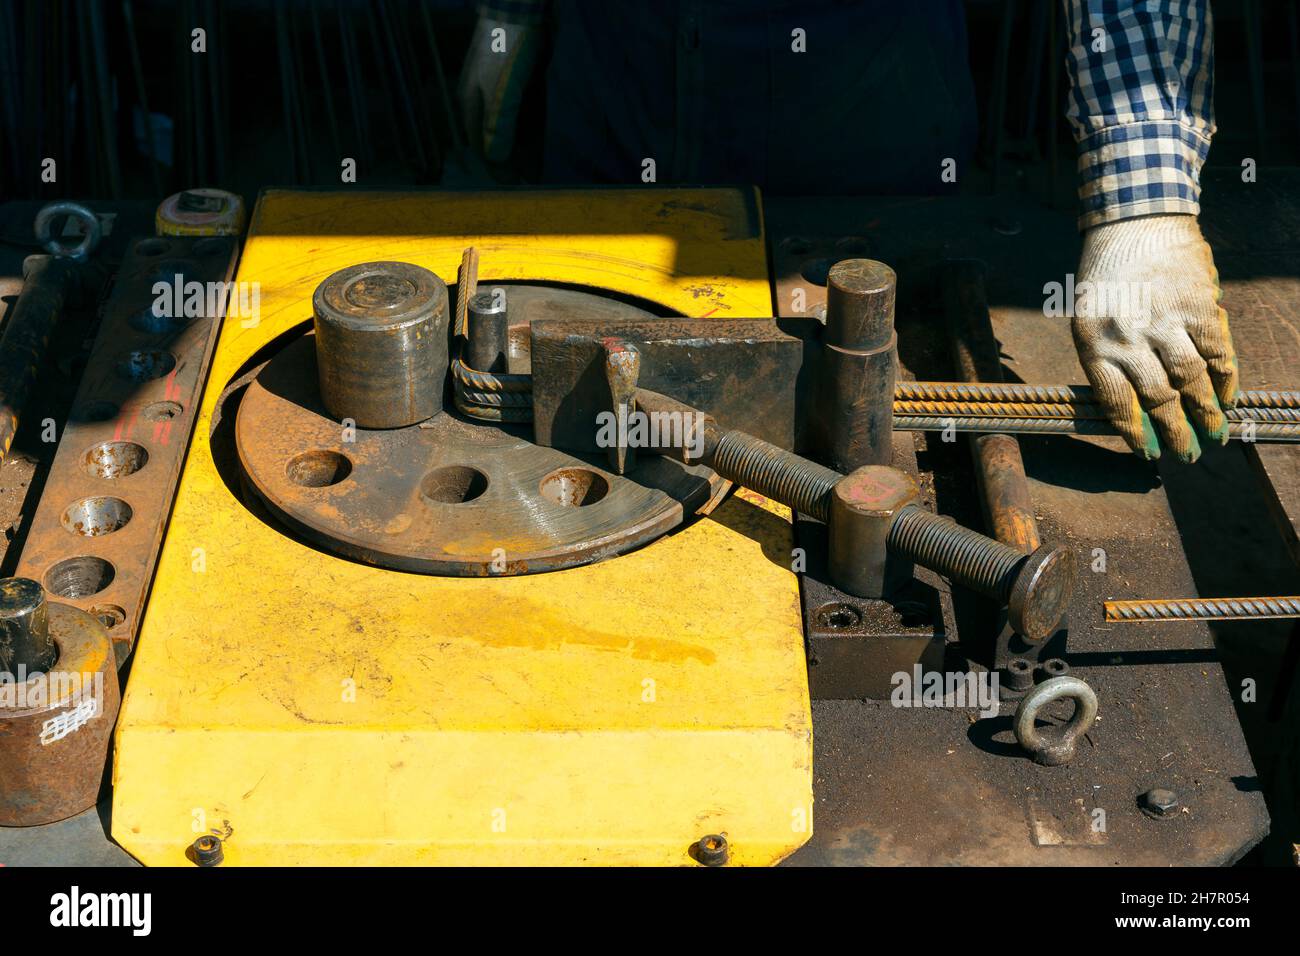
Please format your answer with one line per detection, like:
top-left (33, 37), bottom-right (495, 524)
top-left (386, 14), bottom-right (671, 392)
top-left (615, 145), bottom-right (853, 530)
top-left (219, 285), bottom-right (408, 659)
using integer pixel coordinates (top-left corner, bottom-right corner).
top-left (1142, 788), bottom-right (1179, 817)
top-left (1007, 545), bottom-right (1074, 641)
top-left (694, 834), bottom-right (729, 866)
top-left (192, 834), bottom-right (225, 866)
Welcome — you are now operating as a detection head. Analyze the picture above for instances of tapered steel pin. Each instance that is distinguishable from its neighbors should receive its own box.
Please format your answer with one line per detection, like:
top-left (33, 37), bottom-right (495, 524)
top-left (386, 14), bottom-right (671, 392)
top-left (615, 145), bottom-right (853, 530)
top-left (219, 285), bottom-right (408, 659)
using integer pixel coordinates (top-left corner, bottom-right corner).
top-left (604, 339), bottom-right (641, 475)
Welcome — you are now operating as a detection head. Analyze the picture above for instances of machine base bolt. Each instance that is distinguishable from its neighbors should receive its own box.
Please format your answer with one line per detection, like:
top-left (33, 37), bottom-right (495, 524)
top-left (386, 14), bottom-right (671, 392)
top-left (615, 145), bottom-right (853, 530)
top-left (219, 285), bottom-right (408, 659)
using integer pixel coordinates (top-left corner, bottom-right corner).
top-left (192, 834), bottom-right (225, 866)
top-left (1003, 658), bottom-right (1035, 692)
top-left (693, 834), bottom-right (729, 866)
top-left (1141, 788), bottom-right (1180, 818)
top-left (1037, 658), bottom-right (1069, 681)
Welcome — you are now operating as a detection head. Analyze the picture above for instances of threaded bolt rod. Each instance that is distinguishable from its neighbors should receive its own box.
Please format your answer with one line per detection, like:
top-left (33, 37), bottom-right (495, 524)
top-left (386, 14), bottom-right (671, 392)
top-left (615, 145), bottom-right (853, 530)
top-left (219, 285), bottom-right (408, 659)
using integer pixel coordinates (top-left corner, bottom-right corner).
top-left (711, 431), bottom-right (841, 523)
top-left (887, 504), bottom-right (1024, 600)
top-left (710, 432), bottom-right (1038, 600)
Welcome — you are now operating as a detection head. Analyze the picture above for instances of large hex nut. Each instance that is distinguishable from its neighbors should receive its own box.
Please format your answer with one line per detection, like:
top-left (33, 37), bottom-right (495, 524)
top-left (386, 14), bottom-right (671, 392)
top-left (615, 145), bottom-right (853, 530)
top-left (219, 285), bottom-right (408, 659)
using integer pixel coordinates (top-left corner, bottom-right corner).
top-left (827, 465), bottom-right (919, 598)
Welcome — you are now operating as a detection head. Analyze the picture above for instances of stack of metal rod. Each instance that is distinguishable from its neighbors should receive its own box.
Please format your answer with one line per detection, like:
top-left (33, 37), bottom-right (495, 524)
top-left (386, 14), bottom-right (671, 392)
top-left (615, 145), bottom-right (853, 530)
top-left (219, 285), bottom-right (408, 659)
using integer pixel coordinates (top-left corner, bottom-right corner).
top-left (450, 248), bottom-right (532, 423)
top-left (892, 382), bottom-right (1300, 442)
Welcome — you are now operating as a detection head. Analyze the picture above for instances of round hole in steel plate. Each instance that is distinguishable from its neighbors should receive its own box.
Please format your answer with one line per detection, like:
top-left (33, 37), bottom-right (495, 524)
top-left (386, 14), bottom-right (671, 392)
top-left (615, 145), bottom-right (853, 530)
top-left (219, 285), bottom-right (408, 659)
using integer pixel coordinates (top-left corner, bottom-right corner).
top-left (286, 450), bottom-right (353, 488)
top-left (539, 468), bottom-right (609, 507)
top-left (800, 257), bottom-right (836, 286)
top-left (83, 441), bottom-right (149, 479)
top-left (116, 349), bottom-right (176, 382)
top-left (420, 465), bottom-right (489, 504)
top-left (129, 305), bottom-right (187, 334)
top-left (61, 496), bottom-right (133, 536)
top-left (896, 600), bottom-right (932, 628)
top-left (140, 400), bottom-right (183, 422)
top-left (45, 556), bottom-right (116, 598)
top-left (150, 258), bottom-right (194, 285)
top-left (815, 602), bottom-right (862, 629)
top-left (71, 400), bottom-right (120, 423)
top-left (193, 237), bottom-right (232, 257)
top-left (135, 238), bottom-right (170, 257)
top-left (90, 603), bottom-right (126, 630)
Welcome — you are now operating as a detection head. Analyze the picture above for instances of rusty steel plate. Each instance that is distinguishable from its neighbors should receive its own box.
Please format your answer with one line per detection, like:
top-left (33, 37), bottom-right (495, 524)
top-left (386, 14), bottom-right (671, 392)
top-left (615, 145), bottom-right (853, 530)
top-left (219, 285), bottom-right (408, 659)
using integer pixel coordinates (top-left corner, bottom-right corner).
top-left (13, 234), bottom-right (239, 665)
top-left (236, 334), bottom-right (723, 575)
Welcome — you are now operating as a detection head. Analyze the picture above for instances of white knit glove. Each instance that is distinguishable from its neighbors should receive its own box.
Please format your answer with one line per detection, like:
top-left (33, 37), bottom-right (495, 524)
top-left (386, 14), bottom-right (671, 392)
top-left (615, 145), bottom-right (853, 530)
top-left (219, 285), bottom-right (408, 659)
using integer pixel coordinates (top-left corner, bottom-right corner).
top-left (1072, 214), bottom-right (1239, 462)
top-left (457, 16), bottom-right (540, 164)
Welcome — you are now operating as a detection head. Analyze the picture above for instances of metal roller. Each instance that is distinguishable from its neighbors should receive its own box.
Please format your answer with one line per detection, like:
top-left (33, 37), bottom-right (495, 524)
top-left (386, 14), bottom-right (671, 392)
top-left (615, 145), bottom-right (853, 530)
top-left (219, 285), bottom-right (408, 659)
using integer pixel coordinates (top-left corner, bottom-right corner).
top-left (313, 260), bottom-right (449, 428)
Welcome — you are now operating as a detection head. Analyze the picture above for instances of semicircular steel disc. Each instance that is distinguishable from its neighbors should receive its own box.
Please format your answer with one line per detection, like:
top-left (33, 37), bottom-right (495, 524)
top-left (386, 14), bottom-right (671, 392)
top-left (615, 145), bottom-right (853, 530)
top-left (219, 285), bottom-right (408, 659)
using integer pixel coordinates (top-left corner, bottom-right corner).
top-left (236, 334), bottom-right (722, 575)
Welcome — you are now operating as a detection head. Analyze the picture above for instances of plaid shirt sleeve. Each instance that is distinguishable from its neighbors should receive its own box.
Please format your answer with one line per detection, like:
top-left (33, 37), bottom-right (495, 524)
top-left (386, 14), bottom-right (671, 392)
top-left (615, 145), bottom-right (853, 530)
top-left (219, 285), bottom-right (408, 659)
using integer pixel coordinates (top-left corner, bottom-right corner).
top-left (1062, 1), bottom-right (1215, 230)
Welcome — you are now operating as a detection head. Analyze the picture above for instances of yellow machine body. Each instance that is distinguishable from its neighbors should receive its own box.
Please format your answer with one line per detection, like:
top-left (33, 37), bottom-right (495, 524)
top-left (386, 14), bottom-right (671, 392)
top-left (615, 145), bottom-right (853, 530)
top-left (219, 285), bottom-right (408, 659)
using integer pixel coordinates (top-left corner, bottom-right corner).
top-left (112, 188), bottom-right (813, 865)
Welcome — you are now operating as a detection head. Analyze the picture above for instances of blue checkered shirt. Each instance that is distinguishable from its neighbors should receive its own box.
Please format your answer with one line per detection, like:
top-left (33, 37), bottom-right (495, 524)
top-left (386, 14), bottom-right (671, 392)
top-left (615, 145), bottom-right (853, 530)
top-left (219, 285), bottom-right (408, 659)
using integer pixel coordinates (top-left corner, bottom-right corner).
top-left (1063, 1), bottom-right (1214, 229)
top-left (482, 0), bottom-right (1216, 229)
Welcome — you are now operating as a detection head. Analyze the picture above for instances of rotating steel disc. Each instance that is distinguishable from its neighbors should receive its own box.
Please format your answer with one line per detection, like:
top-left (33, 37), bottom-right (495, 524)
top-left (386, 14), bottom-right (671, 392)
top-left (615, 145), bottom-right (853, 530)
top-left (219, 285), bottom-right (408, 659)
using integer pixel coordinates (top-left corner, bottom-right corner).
top-left (236, 333), bottom-right (723, 576)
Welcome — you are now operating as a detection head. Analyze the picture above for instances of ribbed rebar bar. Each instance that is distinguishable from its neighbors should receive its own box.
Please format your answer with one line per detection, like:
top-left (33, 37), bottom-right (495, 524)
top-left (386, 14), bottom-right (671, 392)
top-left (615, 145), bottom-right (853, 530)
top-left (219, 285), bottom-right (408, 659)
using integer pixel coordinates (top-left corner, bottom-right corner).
top-left (896, 381), bottom-right (1300, 410)
top-left (1240, 389), bottom-right (1300, 409)
top-left (710, 431), bottom-right (840, 522)
top-left (894, 399), bottom-right (1101, 419)
top-left (892, 416), bottom-right (1300, 442)
top-left (895, 382), bottom-right (1088, 405)
top-left (1104, 597), bottom-right (1300, 622)
top-left (887, 504), bottom-right (1025, 599)
top-left (894, 400), bottom-right (1300, 422)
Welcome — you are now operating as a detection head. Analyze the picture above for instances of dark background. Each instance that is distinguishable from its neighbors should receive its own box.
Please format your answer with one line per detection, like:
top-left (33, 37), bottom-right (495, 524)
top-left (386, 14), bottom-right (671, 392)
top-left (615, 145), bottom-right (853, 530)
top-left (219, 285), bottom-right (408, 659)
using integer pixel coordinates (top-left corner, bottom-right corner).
top-left (0, 0), bottom-right (1295, 209)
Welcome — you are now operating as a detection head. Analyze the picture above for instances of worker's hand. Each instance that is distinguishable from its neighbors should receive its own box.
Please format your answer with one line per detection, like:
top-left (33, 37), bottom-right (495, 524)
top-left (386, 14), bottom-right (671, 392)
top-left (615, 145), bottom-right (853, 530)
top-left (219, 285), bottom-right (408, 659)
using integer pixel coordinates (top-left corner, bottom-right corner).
top-left (1072, 214), bottom-right (1239, 462)
top-left (457, 15), bottom-right (540, 164)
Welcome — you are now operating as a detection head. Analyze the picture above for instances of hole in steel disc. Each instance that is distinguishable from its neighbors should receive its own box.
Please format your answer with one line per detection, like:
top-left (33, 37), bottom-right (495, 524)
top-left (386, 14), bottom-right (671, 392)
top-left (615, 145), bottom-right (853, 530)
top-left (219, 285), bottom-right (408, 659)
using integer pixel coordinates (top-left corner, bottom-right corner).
top-left (116, 349), bottom-right (176, 382)
top-left (800, 257), bottom-right (836, 286)
top-left (539, 468), bottom-right (609, 507)
top-left (90, 604), bottom-right (126, 629)
top-left (781, 236), bottom-right (813, 255)
top-left (61, 496), bottom-right (133, 536)
top-left (421, 465), bottom-right (489, 504)
top-left (83, 441), bottom-right (149, 478)
top-left (141, 400), bottom-right (183, 421)
top-left (45, 556), bottom-right (116, 598)
top-left (815, 602), bottom-right (862, 629)
top-left (286, 450), bottom-right (353, 488)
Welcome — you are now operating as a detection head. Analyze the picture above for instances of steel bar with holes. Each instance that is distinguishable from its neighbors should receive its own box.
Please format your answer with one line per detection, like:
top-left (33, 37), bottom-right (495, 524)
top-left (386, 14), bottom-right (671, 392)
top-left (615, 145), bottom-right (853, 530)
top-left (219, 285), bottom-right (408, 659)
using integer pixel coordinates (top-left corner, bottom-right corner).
top-left (1104, 597), bottom-right (1300, 623)
top-left (13, 235), bottom-right (239, 665)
